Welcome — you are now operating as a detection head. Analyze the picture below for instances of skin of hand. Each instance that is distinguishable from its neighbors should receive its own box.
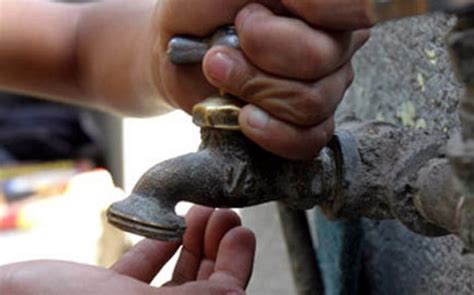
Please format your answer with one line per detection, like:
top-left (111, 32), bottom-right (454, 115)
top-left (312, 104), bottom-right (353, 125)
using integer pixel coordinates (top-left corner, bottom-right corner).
top-left (281, 0), bottom-right (376, 30)
top-left (153, 0), bottom-right (370, 159)
top-left (0, 206), bottom-right (255, 295)
top-left (0, 0), bottom-right (370, 160)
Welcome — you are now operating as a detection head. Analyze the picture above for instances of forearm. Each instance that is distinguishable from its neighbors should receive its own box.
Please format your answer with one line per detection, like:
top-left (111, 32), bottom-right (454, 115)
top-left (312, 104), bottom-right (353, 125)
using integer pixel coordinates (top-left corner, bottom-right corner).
top-left (77, 0), bottom-right (172, 116)
top-left (0, 0), bottom-right (171, 116)
top-left (0, 1), bottom-right (83, 101)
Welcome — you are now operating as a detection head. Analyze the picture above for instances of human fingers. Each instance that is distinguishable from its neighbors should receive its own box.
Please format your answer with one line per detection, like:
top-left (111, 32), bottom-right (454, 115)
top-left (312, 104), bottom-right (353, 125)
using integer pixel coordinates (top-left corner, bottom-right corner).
top-left (210, 227), bottom-right (256, 289)
top-left (167, 205), bottom-right (214, 285)
top-left (153, 0), bottom-right (287, 113)
top-left (110, 239), bottom-right (180, 283)
top-left (282, 0), bottom-right (375, 30)
top-left (156, 0), bottom-right (285, 39)
top-left (236, 3), bottom-right (369, 80)
top-left (203, 48), bottom-right (353, 126)
top-left (196, 209), bottom-right (241, 280)
top-left (241, 109), bottom-right (335, 160)
top-left (203, 48), bottom-right (351, 159)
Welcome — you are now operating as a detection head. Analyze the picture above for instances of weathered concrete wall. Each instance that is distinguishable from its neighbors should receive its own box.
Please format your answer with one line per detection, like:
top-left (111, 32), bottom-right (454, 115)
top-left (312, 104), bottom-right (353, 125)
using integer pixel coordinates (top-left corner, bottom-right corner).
top-left (335, 14), bottom-right (473, 294)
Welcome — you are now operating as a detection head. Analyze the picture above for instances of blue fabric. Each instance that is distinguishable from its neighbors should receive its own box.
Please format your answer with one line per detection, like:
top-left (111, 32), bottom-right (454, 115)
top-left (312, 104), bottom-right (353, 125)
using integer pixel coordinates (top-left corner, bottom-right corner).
top-left (312, 208), bottom-right (364, 295)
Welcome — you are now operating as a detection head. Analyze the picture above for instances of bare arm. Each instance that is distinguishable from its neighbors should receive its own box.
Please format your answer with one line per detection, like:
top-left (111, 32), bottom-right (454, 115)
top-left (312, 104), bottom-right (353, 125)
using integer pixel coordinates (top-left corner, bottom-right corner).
top-left (0, 0), bottom-right (369, 159)
top-left (0, 0), bottom-right (169, 116)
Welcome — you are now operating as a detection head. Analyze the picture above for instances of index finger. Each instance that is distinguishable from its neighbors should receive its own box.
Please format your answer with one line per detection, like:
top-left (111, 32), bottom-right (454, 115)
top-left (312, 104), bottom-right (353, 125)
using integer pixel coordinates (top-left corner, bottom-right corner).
top-left (282, 0), bottom-right (375, 30)
top-left (210, 227), bottom-right (256, 289)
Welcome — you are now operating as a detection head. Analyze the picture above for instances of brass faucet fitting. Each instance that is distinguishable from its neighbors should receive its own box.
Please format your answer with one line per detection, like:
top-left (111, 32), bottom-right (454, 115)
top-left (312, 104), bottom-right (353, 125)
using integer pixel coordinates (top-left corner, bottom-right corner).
top-left (192, 95), bottom-right (243, 130)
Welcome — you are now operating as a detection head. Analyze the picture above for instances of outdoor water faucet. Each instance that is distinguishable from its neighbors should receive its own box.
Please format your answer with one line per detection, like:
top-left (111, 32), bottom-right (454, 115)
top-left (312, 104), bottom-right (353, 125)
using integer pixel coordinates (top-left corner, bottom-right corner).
top-left (107, 4), bottom-right (474, 253)
top-left (107, 27), bottom-right (355, 241)
top-left (107, 93), bottom-right (351, 241)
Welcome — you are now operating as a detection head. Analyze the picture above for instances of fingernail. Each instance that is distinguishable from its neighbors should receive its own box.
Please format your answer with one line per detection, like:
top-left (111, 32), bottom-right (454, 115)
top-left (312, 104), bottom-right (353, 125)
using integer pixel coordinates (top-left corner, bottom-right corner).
top-left (246, 105), bottom-right (269, 130)
top-left (206, 51), bottom-right (234, 84)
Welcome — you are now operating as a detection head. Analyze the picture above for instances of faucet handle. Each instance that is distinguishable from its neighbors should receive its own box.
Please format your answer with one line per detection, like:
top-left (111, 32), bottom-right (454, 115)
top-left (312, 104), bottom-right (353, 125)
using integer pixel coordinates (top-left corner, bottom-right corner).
top-left (167, 26), bottom-right (239, 64)
top-left (167, 27), bottom-right (244, 131)
top-left (192, 95), bottom-right (243, 130)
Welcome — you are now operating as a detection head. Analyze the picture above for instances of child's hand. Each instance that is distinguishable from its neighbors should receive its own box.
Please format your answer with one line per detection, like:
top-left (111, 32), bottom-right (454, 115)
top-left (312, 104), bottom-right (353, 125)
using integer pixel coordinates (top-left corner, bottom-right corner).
top-left (0, 207), bottom-right (255, 295)
top-left (152, 0), bottom-right (369, 160)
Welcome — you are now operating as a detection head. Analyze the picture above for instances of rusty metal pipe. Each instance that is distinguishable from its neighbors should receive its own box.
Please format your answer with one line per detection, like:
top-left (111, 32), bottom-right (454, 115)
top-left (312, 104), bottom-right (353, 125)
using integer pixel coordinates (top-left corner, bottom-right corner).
top-left (107, 150), bottom-right (225, 241)
top-left (108, 127), bottom-right (339, 241)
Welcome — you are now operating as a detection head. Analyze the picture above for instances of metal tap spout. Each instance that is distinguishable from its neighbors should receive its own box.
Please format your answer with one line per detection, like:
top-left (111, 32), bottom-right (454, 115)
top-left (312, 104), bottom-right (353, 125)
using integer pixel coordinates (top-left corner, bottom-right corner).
top-left (107, 149), bottom-right (223, 241)
top-left (107, 124), bottom-right (339, 241)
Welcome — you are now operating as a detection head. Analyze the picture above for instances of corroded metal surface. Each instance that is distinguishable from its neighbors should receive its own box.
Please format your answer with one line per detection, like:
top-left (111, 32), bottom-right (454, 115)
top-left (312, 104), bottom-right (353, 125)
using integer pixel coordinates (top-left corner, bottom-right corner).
top-left (334, 13), bottom-right (474, 295)
top-left (328, 120), bottom-right (447, 236)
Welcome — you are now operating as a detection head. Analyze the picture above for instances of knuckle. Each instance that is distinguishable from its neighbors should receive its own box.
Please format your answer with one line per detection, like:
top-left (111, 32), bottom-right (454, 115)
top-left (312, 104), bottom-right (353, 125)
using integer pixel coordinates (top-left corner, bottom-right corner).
top-left (236, 74), bottom-right (264, 101)
top-left (293, 90), bottom-right (328, 125)
top-left (287, 110), bottom-right (310, 126)
top-left (289, 108), bottom-right (318, 127)
top-left (225, 60), bottom-right (254, 96)
top-left (282, 87), bottom-right (334, 126)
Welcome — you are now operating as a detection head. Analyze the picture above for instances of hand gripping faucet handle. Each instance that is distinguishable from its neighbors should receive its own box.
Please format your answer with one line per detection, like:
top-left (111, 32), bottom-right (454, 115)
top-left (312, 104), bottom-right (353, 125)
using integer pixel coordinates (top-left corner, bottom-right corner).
top-left (167, 26), bottom-right (243, 130)
top-left (167, 26), bottom-right (239, 64)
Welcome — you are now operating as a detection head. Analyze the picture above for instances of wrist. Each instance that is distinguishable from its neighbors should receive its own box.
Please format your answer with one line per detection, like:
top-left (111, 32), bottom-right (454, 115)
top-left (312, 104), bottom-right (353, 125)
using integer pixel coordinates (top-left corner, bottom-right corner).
top-left (76, 0), bottom-right (173, 117)
top-left (128, 12), bottom-right (175, 116)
